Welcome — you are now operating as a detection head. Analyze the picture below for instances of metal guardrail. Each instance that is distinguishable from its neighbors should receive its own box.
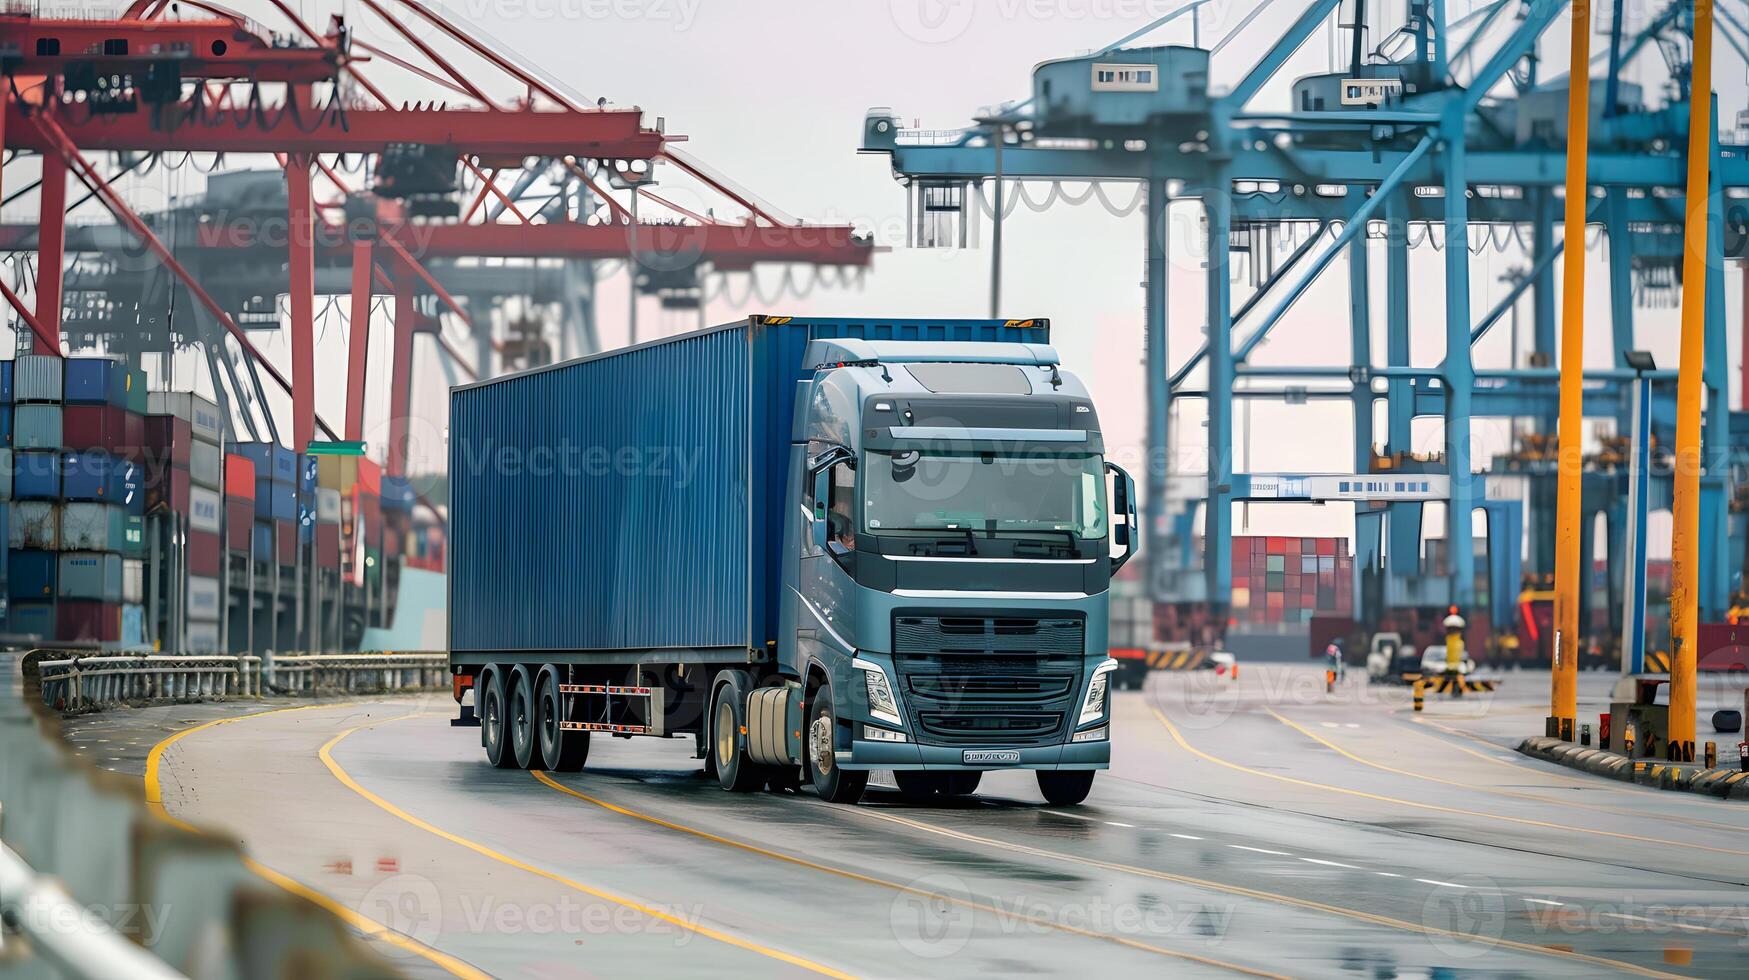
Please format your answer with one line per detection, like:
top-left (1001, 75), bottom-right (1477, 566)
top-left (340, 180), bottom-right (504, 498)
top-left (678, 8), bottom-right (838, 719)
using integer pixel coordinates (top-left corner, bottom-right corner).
top-left (2, 651), bottom-right (399, 978)
top-left (35, 651), bottom-right (449, 712)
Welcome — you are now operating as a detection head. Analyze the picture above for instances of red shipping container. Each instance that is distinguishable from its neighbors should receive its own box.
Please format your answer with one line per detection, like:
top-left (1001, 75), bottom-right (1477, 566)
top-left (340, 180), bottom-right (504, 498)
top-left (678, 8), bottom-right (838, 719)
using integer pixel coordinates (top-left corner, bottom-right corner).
top-left (277, 519), bottom-right (297, 566)
top-left (225, 455), bottom-right (256, 500)
top-left (225, 500), bottom-right (254, 552)
top-left (145, 465), bottom-right (191, 514)
top-left (317, 524), bottom-right (341, 568)
top-left (187, 529), bottom-right (223, 577)
top-left (58, 602), bottom-right (121, 643)
top-left (144, 415), bottom-right (193, 470)
top-left (64, 405), bottom-right (146, 459)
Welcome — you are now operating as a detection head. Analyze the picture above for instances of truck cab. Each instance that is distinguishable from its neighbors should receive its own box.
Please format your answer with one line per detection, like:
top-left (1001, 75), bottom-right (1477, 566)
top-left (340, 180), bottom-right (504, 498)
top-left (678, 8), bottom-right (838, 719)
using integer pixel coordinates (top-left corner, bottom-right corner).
top-left (770, 339), bottom-right (1136, 805)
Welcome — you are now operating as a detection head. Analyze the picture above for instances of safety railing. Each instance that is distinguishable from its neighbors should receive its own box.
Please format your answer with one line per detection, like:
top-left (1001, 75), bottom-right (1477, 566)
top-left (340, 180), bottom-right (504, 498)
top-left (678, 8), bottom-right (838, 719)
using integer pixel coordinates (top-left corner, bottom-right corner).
top-left (266, 652), bottom-right (449, 695)
top-left (37, 655), bottom-right (262, 712)
top-left (34, 650), bottom-right (450, 712)
top-left (3, 650), bottom-right (398, 977)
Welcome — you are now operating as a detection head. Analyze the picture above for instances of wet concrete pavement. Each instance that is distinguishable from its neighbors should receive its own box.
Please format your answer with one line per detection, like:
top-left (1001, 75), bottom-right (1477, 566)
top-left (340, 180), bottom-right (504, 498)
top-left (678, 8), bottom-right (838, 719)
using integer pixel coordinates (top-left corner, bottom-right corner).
top-left (61, 665), bottom-right (1749, 978)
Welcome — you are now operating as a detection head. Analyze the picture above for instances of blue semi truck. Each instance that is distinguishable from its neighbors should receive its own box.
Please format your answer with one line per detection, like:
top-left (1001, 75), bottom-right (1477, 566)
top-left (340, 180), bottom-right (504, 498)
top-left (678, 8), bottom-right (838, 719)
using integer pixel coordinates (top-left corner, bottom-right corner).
top-left (447, 316), bottom-right (1136, 805)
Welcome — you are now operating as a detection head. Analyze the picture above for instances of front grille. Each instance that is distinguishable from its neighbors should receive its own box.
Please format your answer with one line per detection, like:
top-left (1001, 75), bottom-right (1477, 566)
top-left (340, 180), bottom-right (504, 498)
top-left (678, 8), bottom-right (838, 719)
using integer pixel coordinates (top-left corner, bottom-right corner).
top-left (892, 614), bottom-right (1085, 746)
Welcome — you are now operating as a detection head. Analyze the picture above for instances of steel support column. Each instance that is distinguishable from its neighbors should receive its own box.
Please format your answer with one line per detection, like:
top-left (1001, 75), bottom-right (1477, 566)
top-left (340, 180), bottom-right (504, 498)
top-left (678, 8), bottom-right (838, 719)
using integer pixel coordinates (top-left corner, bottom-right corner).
top-left (1349, 192), bottom-right (1373, 473)
top-left (1702, 120), bottom-right (1730, 621)
top-left (387, 259), bottom-right (417, 478)
top-left (1205, 169), bottom-right (1235, 608)
top-left (35, 139), bottom-right (67, 353)
top-left (285, 152), bottom-right (317, 453)
top-left (1145, 176), bottom-right (1173, 601)
top-left (345, 239), bottom-right (374, 442)
top-left (1606, 190), bottom-right (1634, 366)
top-left (1441, 111), bottom-right (1477, 612)
top-left (1385, 191), bottom-right (1420, 578)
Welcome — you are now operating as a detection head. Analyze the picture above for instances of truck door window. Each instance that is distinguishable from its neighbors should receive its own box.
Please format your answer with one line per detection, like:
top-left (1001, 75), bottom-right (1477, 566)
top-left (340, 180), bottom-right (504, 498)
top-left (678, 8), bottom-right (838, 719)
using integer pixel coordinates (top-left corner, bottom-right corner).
top-left (829, 462), bottom-right (856, 549)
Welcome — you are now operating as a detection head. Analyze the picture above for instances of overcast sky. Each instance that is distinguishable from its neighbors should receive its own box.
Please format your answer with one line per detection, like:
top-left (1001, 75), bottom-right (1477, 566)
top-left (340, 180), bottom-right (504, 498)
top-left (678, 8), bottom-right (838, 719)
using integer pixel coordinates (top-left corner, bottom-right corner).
top-left (9, 0), bottom-right (1743, 552)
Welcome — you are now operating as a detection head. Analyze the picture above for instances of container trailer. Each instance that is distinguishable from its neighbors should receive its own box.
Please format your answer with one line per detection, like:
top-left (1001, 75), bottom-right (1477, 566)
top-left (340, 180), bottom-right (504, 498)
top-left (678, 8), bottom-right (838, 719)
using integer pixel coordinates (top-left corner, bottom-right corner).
top-left (448, 316), bottom-right (1136, 805)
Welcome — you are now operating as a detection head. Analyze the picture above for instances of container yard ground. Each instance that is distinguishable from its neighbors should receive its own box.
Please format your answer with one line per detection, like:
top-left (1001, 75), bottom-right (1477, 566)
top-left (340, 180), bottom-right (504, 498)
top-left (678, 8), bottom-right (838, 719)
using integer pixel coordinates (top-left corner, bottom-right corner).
top-left (72, 668), bottom-right (1749, 978)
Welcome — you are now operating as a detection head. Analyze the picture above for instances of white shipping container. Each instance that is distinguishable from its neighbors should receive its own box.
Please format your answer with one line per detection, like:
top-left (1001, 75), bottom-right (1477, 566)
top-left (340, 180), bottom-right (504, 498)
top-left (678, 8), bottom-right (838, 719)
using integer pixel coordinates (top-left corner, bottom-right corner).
top-left (60, 502), bottom-right (125, 552)
top-left (186, 619), bottom-right (222, 653)
top-left (189, 485), bottom-right (223, 534)
top-left (11, 500), bottom-right (59, 549)
top-left (14, 354), bottom-right (63, 402)
top-left (147, 391), bottom-right (224, 444)
top-left (316, 487), bottom-right (342, 524)
top-left (123, 559), bottom-right (144, 604)
top-left (186, 574), bottom-right (221, 621)
top-left (190, 439), bottom-right (223, 489)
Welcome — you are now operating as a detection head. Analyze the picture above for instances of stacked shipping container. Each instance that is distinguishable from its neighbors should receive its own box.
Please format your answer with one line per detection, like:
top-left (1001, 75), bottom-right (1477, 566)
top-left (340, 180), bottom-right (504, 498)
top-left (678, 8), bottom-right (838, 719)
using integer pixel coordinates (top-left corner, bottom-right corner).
top-left (145, 390), bottom-right (227, 652)
top-left (1229, 536), bottom-right (1354, 625)
top-left (5, 356), bottom-right (147, 644)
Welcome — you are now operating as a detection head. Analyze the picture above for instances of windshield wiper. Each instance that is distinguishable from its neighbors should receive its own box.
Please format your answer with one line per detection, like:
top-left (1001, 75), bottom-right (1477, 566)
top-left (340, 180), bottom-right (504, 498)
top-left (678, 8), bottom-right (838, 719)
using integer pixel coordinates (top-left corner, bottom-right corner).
top-left (883, 527), bottom-right (980, 555)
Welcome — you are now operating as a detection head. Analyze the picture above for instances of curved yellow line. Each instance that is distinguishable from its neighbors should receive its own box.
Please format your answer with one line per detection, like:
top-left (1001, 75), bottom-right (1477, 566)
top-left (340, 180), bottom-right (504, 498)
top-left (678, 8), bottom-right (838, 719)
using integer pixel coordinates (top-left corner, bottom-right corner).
top-left (317, 723), bottom-right (854, 978)
top-left (1263, 705), bottom-right (1749, 859)
top-left (143, 702), bottom-right (488, 978)
top-left (530, 770), bottom-right (1289, 980)
top-left (1147, 700), bottom-right (1688, 978)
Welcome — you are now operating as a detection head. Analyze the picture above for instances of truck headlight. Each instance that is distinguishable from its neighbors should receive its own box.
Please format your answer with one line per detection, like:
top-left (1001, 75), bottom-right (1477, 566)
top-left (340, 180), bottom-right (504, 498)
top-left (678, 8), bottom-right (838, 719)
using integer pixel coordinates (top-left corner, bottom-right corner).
top-left (1078, 659), bottom-right (1119, 727)
top-left (852, 657), bottom-right (904, 727)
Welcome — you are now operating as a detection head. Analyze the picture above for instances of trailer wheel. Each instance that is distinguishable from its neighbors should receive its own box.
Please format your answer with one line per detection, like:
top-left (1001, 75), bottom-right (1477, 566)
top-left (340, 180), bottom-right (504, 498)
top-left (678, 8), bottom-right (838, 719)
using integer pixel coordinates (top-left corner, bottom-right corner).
top-left (537, 668), bottom-right (588, 773)
top-left (806, 682), bottom-right (867, 804)
top-left (509, 667), bottom-right (539, 770)
top-left (1036, 770), bottom-right (1095, 806)
top-left (710, 672), bottom-right (766, 792)
top-left (482, 669), bottom-right (518, 769)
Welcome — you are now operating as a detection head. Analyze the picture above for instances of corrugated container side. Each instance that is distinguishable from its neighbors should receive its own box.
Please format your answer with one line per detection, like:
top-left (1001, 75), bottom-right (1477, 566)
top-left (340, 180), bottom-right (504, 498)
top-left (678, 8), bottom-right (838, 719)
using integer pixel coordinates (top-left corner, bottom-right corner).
top-left (450, 326), bottom-right (752, 654)
top-left (189, 486), bottom-right (223, 533)
top-left (122, 559), bottom-right (144, 604)
top-left (187, 530), bottom-right (223, 577)
top-left (226, 500), bottom-right (254, 551)
top-left (448, 317), bottom-right (1051, 656)
top-left (12, 451), bottom-right (57, 499)
top-left (190, 440), bottom-right (223, 489)
top-left (187, 575), bottom-right (221, 621)
top-left (8, 550), bottom-right (55, 599)
top-left (0, 360), bottom-right (11, 403)
top-left (10, 602), bottom-right (56, 637)
top-left (187, 619), bottom-right (222, 653)
top-left (14, 355), bottom-right (63, 402)
top-left (0, 448), bottom-right (10, 502)
top-left (226, 455), bottom-right (256, 498)
top-left (60, 502), bottom-right (127, 552)
top-left (122, 604), bottom-right (144, 646)
top-left (14, 404), bottom-right (62, 450)
top-left (58, 601), bottom-right (121, 643)
top-left (58, 552), bottom-right (123, 602)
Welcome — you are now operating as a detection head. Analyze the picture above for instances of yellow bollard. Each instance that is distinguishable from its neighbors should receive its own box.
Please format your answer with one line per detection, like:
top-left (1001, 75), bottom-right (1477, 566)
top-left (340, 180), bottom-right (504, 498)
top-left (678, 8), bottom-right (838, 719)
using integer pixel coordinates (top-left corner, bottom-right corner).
top-left (1413, 679), bottom-right (1425, 713)
top-left (1704, 741), bottom-right (1717, 769)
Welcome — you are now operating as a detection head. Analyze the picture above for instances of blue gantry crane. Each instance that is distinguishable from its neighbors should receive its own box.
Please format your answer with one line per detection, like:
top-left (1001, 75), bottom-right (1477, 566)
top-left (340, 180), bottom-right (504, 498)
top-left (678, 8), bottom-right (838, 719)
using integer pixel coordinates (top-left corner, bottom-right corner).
top-left (861, 0), bottom-right (1746, 661)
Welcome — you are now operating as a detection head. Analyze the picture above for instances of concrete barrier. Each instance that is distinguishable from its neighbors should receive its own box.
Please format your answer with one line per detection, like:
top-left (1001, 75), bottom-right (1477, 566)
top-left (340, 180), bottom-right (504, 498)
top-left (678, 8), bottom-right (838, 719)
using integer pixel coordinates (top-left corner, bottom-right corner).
top-left (1518, 735), bottom-right (1749, 800)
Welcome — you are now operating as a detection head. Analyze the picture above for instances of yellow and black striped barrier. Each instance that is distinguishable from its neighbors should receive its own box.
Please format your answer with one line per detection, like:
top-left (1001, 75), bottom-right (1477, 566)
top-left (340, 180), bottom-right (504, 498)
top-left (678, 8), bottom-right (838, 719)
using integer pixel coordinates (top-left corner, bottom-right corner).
top-left (1644, 650), bottom-right (1672, 672)
top-left (1143, 649), bottom-right (1207, 671)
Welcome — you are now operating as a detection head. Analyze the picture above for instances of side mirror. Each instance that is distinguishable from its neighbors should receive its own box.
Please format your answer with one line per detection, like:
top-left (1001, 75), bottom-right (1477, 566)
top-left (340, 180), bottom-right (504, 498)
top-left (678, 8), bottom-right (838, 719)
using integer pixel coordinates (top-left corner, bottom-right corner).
top-left (811, 467), bottom-right (831, 550)
top-left (1106, 461), bottom-right (1138, 572)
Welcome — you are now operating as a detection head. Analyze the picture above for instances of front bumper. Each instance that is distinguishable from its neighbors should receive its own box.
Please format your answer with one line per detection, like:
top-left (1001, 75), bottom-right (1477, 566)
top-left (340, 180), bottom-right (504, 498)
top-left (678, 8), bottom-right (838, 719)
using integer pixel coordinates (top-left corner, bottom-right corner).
top-left (840, 737), bottom-right (1110, 771)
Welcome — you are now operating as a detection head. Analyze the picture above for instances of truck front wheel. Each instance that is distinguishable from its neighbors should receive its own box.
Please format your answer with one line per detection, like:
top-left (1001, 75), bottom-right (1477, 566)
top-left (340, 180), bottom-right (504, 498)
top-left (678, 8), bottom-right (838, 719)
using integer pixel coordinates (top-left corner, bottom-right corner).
top-left (1036, 770), bottom-right (1095, 806)
top-left (806, 684), bottom-right (867, 804)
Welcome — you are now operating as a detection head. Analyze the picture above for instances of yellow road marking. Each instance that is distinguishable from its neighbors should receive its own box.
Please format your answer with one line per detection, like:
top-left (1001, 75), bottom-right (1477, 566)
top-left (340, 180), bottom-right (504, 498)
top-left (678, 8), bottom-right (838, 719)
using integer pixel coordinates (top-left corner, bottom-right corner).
top-left (842, 803), bottom-right (1685, 979)
top-left (318, 722), bottom-right (853, 978)
top-left (1403, 717), bottom-right (1749, 834)
top-left (144, 701), bottom-right (485, 978)
top-left (530, 771), bottom-right (1287, 979)
top-left (1269, 707), bottom-right (1749, 854)
top-left (1141, 702), bottom-right (1694, 977)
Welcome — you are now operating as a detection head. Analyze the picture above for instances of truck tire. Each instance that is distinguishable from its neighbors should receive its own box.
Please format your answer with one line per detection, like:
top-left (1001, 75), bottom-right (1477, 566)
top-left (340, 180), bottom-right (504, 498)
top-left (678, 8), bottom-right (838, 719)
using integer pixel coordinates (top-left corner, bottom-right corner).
top-left (536, 668), bottom-right (588, 773)
top-left (806, 682), bottom-right (867, 804)
top-left (482, 669), bottom-right (518, 769)
top-left (509, 667), bottom-right (539, 770)
top-left (711, 672), bottom-right (766, 792)
top-left (1036, 770), bottom-right (1095, 806)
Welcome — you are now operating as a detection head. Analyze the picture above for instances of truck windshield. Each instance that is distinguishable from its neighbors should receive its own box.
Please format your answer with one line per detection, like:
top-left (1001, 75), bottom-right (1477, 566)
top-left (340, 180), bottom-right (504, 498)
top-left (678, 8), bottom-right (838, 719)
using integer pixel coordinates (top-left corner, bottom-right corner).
top-left (862, 451), bottom-right (1108, 539)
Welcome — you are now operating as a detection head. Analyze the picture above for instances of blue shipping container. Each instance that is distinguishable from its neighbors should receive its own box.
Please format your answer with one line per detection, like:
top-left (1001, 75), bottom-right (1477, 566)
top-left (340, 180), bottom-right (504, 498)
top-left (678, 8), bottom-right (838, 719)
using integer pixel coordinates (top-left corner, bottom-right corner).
top-left (255, 479), bottom-right (297, 522)
top-left (13, 451), bottom-right (59, 499)
top-left (62, 452), bottom-right (137, 502)
top-left (8, 549), bottom-right (56, 600)
top-left (233, 442), bottom-right (297, 485)
top-left (299, 454), bottom-right (318, 494)
top-left (63, 357), bottom-right (128, 406)
top-left (447, 316), bottom-right (1050, 655)
top-left (0, 360), bottom-right (12, 403)
top-left (252, 521), bottom-right (274, 561)
top-left (10, 601), bottom-right (55, 638)
top-left (0, 408), bottom-right (10, 448)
